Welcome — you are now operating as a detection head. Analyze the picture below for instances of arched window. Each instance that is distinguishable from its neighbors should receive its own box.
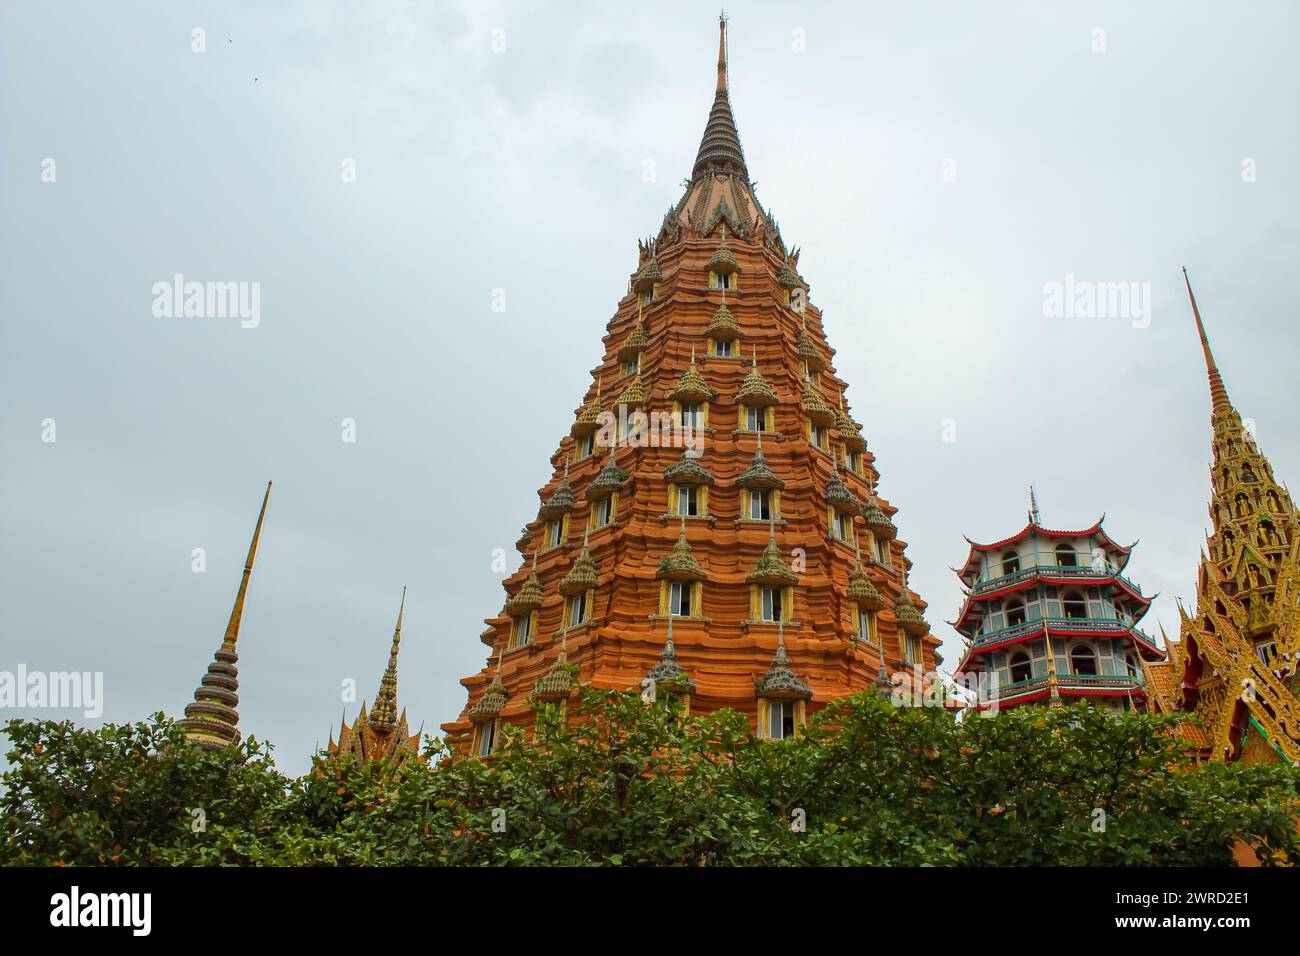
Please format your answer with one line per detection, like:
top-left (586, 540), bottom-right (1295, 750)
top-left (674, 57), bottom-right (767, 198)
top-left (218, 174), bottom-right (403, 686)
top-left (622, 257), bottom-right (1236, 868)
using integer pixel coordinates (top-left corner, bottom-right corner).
top-left (1055, 544), bottom-right (1078, 567)
top-left (1009, 651), bottom-right (1032, 683)
top-left (1125, 655), bottom-right (1138, 677)
top-left (1062, 590), bottom-right (1087, 619)
top-left (1001, 551), bottom-right (1020, 576)
top-left (1242, 465), bottom-right (1256, 482)
top-left (1006, 598), bottom-right (1027, 627)
top-left (1070, 644), bottom-right (1097, 675)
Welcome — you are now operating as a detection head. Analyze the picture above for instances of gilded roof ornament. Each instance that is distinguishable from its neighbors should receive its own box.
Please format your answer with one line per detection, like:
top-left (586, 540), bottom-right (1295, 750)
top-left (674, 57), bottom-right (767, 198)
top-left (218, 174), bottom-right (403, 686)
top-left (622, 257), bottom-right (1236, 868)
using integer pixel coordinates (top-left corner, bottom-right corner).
top-left (756, 620), bottom-right (811, 700)
top-left (735, 346), bottom-right (779, 405)
top-left (801, 377), bottom-right (835, 426)
top-left (368, 587), bottom-right (406, 730)
top-left (504, 551), bottom-right (544, 617)
top-left (848, 538), bottom-right (885, 611)
top-left (633, 256), bottom-right (662, 293)
top-left (747, 515), bottom-right (799, 586)
top-left (796, 321), bottom-right (825, 372)
top-left (664, 447), bottom-right (715, 486)
top-left (736, 430), bottom-right (784, 490)
top-left (706, 286), bottom-right (742, 341)
top-left (835, 391), bottom-right (865, 451)
top-left (646, 612), bottom-right (695, 695)
top-left (894, 572), bottom-right (929, 637)
top-left (657, 515), bottom-right (708, 581)
top-left (572, 378), bottom-right (603, 437)
top-left (558, 526), bottom-right (599, 596)
top-left (588, 443), bottom-right (629, 499)
top-left (539, 458), bottom-right (576, 520)
top-left (670, 346), bottom-right (713, 402)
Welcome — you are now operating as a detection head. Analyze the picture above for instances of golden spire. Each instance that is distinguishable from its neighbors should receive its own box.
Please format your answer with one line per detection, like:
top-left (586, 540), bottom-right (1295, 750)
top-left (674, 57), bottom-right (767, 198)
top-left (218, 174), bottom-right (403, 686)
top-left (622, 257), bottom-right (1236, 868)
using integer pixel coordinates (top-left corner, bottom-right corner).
top-left (1182, 267), bottom-right (1230, 412)
top-left (716, 11), bottom-right (728, 93)
top-left (369, 587), bottom-right (405, 730)
top-left (179, 480), bottom-right (271, 751)
top-left (224, 480), bottom-right (271, 646)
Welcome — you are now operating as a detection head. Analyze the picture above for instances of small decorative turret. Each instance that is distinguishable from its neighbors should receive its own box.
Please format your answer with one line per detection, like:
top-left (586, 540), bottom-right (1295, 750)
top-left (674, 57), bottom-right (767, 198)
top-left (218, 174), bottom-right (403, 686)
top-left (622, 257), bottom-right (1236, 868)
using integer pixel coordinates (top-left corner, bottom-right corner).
top-left (862, 485), bottom-right (897, 541)
top-left (179, 481), bottom-right (271, 752)
top-left (645, 613), bottom-right (696, 695)
top-left (894, 573), bottom-right (929, 638)
top-left (756, 620), bottom-right (811, 699)
top-left (572, 378), bottom-right (603, 438)
top-left (664, 447), bottom-right (715, 486)
top-left (776, 258), bottom-right (805, 290)
top-left (633, 256), bottom-right (662, 293)
top-left (796, 322), bottom-right (825, 372)
top-left (706, 288), bottom-right (742, 341)
top-left (706, 225), bottom-right (739, 274)
top-left (538, 459), bottom-right (576, 521)
top-left (587, 444), bottom-right (629, 499)
top-left (735, 347), bottom-right (779, 405)
top-left (504, 551), bottom-right (545, 616)
top-left (801, 378), bottom-right (835, 426)
top-left (736, 431), bottom-right (785, 490)
top-left (670, 346), bottom-right (713, 402)
top-left (747, 516), bottom-right (799, 586)
top-left (619, 306), bottom-right (650, 360)
top-left (835, 392), bottom-right (865, 451)
top-left (532, 625), bottom-right (576, 704)
top-left (847, 539), bottom-right (885, 611)
top-left (558, 527), bottom-right (599, 596)
top-left (825, 461), bottom-right (860, 513)
top-left (468, 647), bottom-right (508, 720)
top-left (657, 516), bottom-right (708, 581)
top-left (616, 372), bottom-right (648, 409)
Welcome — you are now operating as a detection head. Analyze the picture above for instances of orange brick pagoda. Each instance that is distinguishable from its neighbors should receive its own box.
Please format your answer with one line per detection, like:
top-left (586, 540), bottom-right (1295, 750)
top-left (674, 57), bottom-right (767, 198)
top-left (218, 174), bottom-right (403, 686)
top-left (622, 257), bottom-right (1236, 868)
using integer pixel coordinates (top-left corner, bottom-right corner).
top-left (442, 16), bottom-right (941, 756)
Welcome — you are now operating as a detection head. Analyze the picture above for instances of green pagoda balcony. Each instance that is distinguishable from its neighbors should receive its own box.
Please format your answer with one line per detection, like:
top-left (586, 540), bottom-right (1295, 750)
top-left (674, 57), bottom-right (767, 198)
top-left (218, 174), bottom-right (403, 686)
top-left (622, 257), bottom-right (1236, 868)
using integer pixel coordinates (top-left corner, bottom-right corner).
top-left (966, 563), bottom-right (1144, 598)
top-left (966, 616), bottom-right (1162, 653)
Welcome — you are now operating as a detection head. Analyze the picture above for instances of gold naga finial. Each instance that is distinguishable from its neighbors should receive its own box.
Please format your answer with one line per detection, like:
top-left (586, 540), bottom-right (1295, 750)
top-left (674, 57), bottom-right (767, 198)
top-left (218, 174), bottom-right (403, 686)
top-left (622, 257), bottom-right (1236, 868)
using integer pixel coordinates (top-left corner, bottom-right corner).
top-left (1182, 267), bottom-right (1231, 412)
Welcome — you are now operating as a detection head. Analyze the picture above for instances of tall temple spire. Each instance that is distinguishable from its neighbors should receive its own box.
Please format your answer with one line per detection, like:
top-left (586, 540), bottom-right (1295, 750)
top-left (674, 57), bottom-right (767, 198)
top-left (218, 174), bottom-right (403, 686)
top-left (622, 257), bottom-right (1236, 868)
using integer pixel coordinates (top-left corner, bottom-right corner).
top-left (1028, 484), bottom-right (1041, 526)
top-left (691, 13), bottom-right (748, 182)
top-left (369, 587), bottom-right (406, 730)
top-left (1182, 267), bottom-right (1231, 412)
top-left (179, 481), bottom-right (271, 751)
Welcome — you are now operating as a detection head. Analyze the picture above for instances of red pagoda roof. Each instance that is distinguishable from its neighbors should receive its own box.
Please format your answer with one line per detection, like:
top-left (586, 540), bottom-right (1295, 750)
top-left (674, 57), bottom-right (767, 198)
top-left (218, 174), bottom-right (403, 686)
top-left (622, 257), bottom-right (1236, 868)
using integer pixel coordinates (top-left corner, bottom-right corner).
top-left (956, 516), bottom-right (1135, 578)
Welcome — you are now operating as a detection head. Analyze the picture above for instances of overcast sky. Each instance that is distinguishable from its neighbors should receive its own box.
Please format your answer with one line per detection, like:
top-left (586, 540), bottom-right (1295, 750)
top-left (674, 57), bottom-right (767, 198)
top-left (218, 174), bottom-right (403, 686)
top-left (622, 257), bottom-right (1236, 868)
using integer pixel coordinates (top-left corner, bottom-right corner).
top-left (2, 1), bottom-right (1297, 776)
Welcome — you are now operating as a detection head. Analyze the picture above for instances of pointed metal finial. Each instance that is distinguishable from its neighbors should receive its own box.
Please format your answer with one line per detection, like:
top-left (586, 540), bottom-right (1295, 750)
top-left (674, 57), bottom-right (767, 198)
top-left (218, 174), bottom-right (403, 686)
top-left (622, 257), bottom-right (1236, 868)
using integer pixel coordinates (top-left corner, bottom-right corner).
top-left (1028, 485), bottom-right (1040, 526)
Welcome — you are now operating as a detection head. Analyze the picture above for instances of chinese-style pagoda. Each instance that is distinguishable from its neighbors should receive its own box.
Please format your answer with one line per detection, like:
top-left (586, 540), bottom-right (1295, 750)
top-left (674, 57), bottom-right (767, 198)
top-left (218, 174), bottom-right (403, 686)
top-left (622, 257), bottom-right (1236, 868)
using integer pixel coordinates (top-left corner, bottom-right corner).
top-left (442, 16), bottom-right (940, 755)
top-left (1144, 270), bottom-right (1300, 764)
top-left (326, 588), bottom-right (421, 765)
top-left (952, 490), bottom-right (1165, 712)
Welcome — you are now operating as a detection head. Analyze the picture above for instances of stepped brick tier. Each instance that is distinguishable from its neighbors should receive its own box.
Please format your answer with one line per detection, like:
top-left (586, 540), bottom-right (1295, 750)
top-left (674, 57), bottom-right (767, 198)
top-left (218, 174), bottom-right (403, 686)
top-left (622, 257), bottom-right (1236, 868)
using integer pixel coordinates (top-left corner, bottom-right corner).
top-left (1144, 271), bottom-right (1300, 764)
top-left (951, 492), bottom-right (1166, 713)
top-left (443, 16), bottom-right (940, 757)
top-left (177, 481), bottom-right (271, 751)
top-left (327, 588), bottom-right (422, 765)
